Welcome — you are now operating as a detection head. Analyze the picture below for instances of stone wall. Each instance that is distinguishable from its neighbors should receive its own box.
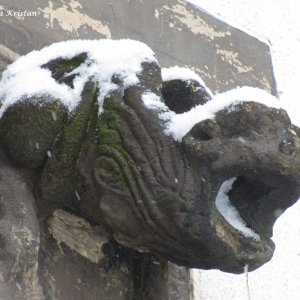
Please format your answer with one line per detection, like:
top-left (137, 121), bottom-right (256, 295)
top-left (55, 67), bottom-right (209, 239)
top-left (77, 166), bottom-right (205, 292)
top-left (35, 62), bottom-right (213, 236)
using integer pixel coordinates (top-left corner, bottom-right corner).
top-left (0, 0), bottom-right (276, 95)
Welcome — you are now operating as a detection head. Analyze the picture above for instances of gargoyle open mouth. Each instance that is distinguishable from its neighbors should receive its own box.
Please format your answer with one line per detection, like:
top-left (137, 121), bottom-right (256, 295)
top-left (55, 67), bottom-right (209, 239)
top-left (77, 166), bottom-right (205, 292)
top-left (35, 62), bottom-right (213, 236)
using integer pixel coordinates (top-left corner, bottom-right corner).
top-left (216, 177), bottom-right (261, 241)
top-left (214, 172), bottom-right (300, 272)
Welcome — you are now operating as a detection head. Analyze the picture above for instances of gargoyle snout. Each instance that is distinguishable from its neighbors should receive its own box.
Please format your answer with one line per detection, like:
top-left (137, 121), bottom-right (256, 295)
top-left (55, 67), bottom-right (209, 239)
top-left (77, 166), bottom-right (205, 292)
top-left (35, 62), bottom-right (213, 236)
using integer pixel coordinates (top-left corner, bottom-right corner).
top-left (181, 101), bottom-right (300, 273)
top-left (183, 102), bottom-right (300, 178)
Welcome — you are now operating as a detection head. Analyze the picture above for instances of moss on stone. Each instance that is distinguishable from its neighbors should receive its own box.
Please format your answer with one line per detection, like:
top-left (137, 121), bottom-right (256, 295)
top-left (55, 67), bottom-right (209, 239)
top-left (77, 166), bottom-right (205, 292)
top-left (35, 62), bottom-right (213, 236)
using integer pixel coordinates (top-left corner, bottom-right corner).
top-left (95, 96), bottom-right (140, 191)
top-left (55, 81), bottom-right (98, 165)
top-left (96, 96), bottom-right (123, 149)
top-left (0, 97), bottom-right (67, 168)
top-left (38, 81), bottom-right (99, 211)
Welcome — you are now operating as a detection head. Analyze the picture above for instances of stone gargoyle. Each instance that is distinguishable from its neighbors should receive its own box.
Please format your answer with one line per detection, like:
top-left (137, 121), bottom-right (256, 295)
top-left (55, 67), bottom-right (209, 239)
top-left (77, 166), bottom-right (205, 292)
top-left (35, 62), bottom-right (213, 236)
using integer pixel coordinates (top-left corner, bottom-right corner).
top-left (0, 39), bottom-right (300, 298)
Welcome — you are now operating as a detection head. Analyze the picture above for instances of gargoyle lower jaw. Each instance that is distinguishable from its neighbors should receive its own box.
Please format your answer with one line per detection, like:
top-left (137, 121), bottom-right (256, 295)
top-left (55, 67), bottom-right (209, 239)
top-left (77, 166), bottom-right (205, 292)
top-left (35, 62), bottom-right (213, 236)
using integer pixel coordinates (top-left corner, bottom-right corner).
top-left (212, 171), bottom-right (300, 272)
top-left (211, 207), bottom-right (274, 273)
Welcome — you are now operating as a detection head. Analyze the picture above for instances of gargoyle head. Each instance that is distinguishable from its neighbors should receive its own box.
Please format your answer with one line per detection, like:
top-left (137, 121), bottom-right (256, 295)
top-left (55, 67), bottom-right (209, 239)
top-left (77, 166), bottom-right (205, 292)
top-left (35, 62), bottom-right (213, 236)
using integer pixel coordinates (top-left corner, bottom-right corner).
top-left (93, 62), bottom-right (300, 274)
top-left (1, 40), bottom-right (299, 274)
top-left (179, 101), bottom-right (300, 273)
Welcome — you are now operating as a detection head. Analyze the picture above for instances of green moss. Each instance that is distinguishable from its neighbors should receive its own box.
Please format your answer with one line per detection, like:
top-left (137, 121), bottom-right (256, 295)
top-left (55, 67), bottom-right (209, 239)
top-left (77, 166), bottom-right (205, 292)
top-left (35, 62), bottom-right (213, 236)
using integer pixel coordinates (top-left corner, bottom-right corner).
top-left (95, 97), bottom-right (141, 190)
top-left (96, 97), bottom-right (123, 148)
top-left (56, 82), bottom-right (98, 166)
top-left (0, 98), bottom-right (67, 168)
top-left (38, 82), bottom-right (99, 210)
top-left (96, 99), bottom-right (137, 168)
top-left (95, 155), bottom-right (125, 184)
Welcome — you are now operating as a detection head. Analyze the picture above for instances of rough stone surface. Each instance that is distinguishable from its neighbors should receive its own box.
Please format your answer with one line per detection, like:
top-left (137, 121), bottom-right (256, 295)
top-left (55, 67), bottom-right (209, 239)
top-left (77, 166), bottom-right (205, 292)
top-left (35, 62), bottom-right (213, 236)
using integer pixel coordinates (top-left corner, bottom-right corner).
top-left (0, 98), bottom-right (67, 169)
top-left (168, 264), bottom-right (192, 300)
top-left (0, 149), bottom-right (43, 300)
top-left (48, 209), bottom-right (108, 264)
top-left (0, 44), bottom-right (19, 74)
top-left (39, 236), bottom-right (134, 300)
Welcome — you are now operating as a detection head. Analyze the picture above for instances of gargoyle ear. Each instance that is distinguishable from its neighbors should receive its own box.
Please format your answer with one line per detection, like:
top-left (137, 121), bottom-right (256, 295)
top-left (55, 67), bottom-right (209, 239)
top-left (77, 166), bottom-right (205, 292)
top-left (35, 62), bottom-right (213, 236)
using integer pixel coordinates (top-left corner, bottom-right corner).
top-left (161, 67), bottom-right (212, 114)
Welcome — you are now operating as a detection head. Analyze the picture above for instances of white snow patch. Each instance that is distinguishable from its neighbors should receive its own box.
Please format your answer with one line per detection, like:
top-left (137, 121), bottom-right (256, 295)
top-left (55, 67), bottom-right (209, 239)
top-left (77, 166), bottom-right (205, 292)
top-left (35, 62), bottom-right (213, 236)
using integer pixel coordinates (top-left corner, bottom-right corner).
top-left (215, 177), bottom-right (260, 240)
top-left (142, 91), bottom-right (175, 122)
top-left (165, 86), bottom-right (281, 141)
top-left (0, 39), bottom-right (157, 118)
top-left (142, 92), bottom-right (165, 110)
top-left (161, 66), bottom-right (213, 97)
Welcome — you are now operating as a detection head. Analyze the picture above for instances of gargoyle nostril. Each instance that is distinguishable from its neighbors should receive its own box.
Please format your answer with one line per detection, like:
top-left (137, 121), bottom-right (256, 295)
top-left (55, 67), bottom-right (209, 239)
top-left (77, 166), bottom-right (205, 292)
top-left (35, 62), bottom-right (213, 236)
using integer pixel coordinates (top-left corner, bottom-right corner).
top-left (189, 119), bottom-right (218, 141)
top-left (191, 129), bottom-right (213, 141)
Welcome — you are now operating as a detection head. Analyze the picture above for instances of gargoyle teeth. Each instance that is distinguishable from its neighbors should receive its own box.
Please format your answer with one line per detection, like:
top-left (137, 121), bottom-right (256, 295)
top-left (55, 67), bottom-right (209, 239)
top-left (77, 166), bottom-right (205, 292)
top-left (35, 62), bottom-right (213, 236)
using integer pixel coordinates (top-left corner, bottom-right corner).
top-left (215, 177), bottom-right (261, 241)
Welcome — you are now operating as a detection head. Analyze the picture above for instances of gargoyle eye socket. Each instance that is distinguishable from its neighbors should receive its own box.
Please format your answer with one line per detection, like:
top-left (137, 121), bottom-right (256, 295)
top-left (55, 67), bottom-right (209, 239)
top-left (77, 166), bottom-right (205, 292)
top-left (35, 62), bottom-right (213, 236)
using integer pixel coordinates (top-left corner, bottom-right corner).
top-left (279, 137), bottom-right (296, 156)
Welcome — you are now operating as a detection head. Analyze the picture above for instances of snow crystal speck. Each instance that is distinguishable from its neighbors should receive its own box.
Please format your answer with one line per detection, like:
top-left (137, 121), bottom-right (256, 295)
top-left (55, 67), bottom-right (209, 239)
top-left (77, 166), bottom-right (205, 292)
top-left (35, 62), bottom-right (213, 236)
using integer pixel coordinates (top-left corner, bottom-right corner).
top-left (51, 111), bottom-right (57, 121)
top-left (75, 191), bottom-right (81, 201)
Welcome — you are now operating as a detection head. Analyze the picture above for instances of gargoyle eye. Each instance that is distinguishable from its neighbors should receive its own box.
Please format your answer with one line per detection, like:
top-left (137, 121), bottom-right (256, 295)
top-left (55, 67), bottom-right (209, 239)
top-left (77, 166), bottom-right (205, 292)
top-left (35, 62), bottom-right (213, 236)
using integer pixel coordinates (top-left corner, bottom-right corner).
top-left (280, 138), bottom-right (296, 156)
